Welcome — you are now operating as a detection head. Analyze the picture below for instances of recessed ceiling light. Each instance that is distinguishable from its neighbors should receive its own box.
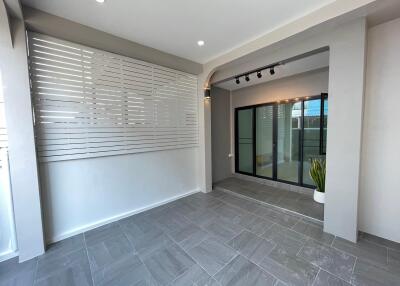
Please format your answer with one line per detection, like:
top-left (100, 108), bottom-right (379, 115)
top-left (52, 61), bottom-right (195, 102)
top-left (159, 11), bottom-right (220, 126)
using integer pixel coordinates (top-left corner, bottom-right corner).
top-left (197, 40), bottom-right (205, 46)
top-left (96, 0), bottom-right (105, 3)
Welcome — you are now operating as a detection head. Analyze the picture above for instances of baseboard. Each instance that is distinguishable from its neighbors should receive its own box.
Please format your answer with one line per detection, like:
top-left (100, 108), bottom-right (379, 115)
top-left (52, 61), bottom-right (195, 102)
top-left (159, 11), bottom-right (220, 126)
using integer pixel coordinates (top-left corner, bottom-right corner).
top-left (48, 188), bottom-right (200, 244)
top-left (0, 250), bottom-right (18, 263)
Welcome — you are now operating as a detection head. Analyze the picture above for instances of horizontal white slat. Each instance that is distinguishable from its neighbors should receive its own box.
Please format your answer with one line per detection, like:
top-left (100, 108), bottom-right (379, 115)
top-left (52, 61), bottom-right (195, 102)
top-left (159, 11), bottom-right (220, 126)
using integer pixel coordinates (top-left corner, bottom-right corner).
top-left (29, 32), bottom-right (198, 161)
top-left (38, 144), bottom-right (197, 162)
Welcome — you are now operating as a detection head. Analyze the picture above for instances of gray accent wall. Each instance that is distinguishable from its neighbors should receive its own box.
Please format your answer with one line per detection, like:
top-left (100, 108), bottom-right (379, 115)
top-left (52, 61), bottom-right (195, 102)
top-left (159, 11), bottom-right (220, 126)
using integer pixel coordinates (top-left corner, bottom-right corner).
top-left (211, 87), bottom-right (231, 183)
top-left (0, 16), bottom-right (45, 262)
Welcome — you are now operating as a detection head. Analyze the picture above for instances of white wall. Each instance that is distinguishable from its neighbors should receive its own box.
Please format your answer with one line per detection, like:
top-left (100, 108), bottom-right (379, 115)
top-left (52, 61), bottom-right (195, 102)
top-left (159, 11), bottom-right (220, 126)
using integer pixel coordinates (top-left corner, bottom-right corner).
top-left (359, 18), bottom-right (400, 243)
top-left (40, 148), bottom-right (200, 242)
top-left (0, 149), bottom-right (17, 262)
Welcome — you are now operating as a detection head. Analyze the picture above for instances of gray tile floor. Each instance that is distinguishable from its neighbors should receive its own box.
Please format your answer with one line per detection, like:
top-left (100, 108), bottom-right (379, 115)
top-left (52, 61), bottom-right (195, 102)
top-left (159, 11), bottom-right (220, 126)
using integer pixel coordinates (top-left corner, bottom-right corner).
top-left (1, 190), bottom-right (399, 286)
top-left (214, 177), bottom-right (324, 221)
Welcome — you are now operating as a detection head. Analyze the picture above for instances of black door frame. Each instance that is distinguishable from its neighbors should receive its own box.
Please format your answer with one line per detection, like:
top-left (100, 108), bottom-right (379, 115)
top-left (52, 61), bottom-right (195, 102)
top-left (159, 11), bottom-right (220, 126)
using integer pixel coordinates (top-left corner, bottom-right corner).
top-left (235, 93), bottom-right (328, 189)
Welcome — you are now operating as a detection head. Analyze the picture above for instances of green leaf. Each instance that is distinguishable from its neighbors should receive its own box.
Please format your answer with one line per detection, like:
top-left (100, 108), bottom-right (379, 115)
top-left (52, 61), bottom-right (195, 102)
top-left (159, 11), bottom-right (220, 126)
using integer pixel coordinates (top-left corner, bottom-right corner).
top-left (309, 158), bottom-right (326, 193)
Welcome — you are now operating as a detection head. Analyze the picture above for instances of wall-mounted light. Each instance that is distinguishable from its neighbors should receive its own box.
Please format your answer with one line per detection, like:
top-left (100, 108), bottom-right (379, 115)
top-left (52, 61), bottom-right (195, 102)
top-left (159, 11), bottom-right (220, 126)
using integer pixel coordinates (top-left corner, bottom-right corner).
top-left (245, 74), bottom-right (250, 82)
top-left (204, 89), bottom-right (211, 99)
top-left (270, 67), bottom-right (275, 75)
top-left (257, 71), bottom-right (262, 78)
top-left (235, 77), bottom-right (240, 84)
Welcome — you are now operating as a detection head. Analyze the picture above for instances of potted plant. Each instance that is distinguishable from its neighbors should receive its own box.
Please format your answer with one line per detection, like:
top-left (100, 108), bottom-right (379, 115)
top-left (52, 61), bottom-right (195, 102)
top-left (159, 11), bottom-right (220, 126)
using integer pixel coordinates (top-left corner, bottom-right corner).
top-left (309, 158), bottom-right (326, 204)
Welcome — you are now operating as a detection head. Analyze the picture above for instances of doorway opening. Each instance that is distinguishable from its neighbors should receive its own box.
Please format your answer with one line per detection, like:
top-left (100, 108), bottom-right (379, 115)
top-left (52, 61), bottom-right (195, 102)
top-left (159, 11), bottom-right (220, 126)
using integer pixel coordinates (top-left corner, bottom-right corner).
top-left (210, 49), bottom-right (329, 222)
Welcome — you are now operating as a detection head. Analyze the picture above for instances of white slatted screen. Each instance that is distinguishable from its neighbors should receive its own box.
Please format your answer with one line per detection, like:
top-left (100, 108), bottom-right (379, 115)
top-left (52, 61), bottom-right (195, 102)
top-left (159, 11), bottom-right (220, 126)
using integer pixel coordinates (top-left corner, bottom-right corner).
top-left (27, 33), bottom-right (198, 162)
top-left (0, 80), bottom-right (7, 166)
top-left (0, 85), bottom-right (7, 150)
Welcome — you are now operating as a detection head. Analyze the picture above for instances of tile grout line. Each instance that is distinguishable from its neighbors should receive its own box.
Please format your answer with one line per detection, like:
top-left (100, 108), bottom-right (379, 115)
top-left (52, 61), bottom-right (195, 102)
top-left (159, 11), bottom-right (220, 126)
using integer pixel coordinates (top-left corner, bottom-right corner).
top-left (32, 257), bottom-right (39, 285)
top-left (211, 252), bottom-right (240, 279)
top-left (238, 241), bottom-right (290, 285)
top-left (117, 221), bottom-right (163, 284)
top-left (169, 242), bottom-right (212, 285)
top-left (82, 233), bottom-right (95, 286)
top-left (311, 268), bottom-right (321, 286)
top-left (386, 246), bottom-right (389, 265)
top-left (290, 218), bottom-right (302, 230)
top-left (330, 236), bottom-right (336, 247)
top-left (351, 256), bottom-right (358, 274)
top-left (306, 259), bottom-right (355, 284)
top-left (185, 237), bottom-right (238, 280)
top-left (295, 238), bottom-right (307, 257)
top-left (349, 256), bottom-right (358, 286)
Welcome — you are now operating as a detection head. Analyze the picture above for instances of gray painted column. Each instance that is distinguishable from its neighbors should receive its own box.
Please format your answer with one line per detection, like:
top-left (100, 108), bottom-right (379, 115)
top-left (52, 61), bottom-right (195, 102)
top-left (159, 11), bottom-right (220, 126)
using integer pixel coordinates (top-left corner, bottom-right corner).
top-left (324, 19), bottom-right (367, 242)
top-left (0, 17), bottom-right (45, 261)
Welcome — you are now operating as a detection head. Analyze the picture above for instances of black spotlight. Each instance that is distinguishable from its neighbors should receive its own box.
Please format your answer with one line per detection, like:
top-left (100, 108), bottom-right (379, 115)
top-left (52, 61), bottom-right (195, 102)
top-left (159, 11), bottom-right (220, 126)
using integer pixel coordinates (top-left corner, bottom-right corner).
top-left (270, 67), bottom-right (275, 75)
top-left (257, 71), bottom-right (262, 78)
top-left (245, 74), bottom-right (250, 82)
top-left (235, 77), bottom-right (240, 84)
top-left (204, 89), bottom-right (211, 99)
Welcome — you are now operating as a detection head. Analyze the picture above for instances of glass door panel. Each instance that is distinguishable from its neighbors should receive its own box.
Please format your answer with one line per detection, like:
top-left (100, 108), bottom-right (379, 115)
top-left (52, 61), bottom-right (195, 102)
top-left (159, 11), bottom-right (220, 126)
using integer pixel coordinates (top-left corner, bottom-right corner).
top-left (237, 108), bottom-right (253, 174)
top-left (302, 99), bottom-right (323, 186)
top-left (256, 105), bottom-right (274, 178)
top-left (322, 98), bottom-right (328, 154)
top-left (277, 102), bottom-right (301, 183)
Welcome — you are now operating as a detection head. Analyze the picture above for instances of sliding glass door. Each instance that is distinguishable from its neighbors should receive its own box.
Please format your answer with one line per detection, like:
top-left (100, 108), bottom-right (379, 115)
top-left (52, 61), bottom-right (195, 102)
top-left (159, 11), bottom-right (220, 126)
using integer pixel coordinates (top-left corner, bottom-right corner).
top-left (303, 98), bottom-right (324, 185)
top-left (236, 108), bottom-right (253, 174)
top-left (277, 102), bottom-right (301, 183)
top-left (255, 105), bottom-right (274, 178)
top-left (235, 94), bottom-right (328, 188)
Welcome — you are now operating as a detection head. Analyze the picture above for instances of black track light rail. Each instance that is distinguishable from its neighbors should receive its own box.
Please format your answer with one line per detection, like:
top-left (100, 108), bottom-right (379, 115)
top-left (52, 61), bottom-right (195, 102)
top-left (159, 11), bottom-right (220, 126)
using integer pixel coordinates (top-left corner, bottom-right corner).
top-left (212, 46), bottom-right (329, 86)
top-left (235, 62), bottom-right (280, 81)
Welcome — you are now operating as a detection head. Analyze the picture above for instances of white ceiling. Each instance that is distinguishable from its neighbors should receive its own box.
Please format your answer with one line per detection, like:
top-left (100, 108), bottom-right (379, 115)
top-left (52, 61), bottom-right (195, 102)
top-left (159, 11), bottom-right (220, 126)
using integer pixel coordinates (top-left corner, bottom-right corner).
top-left (21, 0), bottom-right (335, 64)
top-left (214, 51), bottom-right (329, 91)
